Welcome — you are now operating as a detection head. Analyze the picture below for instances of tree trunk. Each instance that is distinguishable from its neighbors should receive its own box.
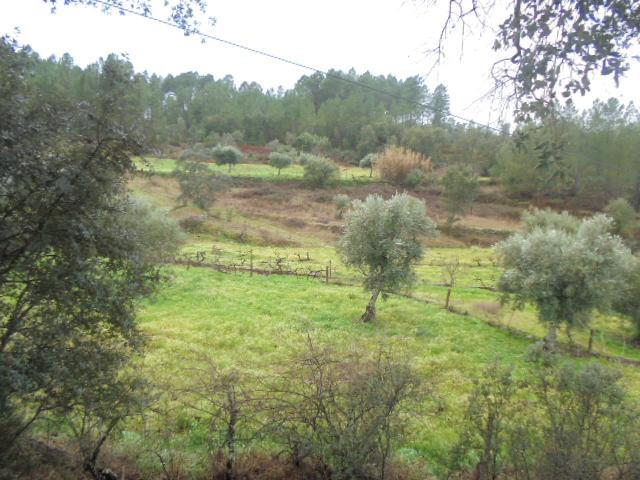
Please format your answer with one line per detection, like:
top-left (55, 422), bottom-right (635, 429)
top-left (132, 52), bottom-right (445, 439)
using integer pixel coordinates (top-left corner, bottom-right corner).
top-left (360, 288), bottom-right (381, 323)
top-left (225, 386), bottom-right (238, 480)
top-left (445, 288), bottom-right (452, 310)
top-left (544, 323), bottom-right (558, 350)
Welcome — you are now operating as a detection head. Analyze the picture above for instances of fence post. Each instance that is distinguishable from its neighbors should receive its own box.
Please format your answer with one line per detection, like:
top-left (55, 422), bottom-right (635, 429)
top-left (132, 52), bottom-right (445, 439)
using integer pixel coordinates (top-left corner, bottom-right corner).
top-left (329, 259), bottom-right (332, 279)
top-left (325, 265), bottom-right (329, 284)
top-left (250, 249), bottom-right (253, 277)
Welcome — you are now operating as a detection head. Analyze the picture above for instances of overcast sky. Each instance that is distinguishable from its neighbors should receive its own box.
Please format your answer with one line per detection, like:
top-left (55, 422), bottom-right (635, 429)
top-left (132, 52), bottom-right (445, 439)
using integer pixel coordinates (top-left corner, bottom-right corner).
top-left (2, 0), bottom-right (638, 127)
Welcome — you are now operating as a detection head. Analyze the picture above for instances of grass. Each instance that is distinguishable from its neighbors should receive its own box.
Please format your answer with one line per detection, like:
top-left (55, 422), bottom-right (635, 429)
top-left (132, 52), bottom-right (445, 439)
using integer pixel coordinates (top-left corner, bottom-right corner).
top-left (176, 238), bottom-right (640, 362)
top-left (119, 168), bottom-right (640, 476)
top-left (134, 156), bottom-right (379, 184)
top-left (132, 265), bottom-right (640, 475)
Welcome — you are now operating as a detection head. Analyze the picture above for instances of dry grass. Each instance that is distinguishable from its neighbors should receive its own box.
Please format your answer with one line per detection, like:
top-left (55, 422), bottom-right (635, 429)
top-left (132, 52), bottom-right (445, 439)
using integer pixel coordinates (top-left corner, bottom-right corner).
top-left (376, 146), bottom-right (432, 185)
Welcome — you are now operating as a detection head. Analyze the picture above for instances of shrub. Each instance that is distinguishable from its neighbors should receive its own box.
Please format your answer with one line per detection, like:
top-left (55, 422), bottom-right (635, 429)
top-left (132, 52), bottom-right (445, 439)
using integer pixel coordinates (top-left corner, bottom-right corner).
top-left (450, 358), bottom-right (640, 480)
top-left (405, 168), bottom-right (426, 188)
top-left (333, 194), bottom-right (350, 219)
top-left (268, 152), bottom-right (293, 176)
top-left (441, 166), bottom-right (480, 224)
top-left (522, 208), bottom-right (581, 233)
top-left (269, 340), bottom-right (423, 480)
top-left (174, 161), bottom-right (231, 210)
top-left (376, 146), bottom-right (432, 186)
top-left (303, 155), bottom-right (339, 188)
top-left (178, 144), bottom-right (211, 162)
top-left (604, 197), bottom-right (637, 239)
top-left (212, 145), bottom-right (243, 171)
top-left (294, 132), bottom-right (330, 153)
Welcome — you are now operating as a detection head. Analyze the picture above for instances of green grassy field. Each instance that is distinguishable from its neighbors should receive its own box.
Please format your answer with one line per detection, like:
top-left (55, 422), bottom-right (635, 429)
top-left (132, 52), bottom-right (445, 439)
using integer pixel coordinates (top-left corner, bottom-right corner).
top-left (128, 264), bottom-right (640, 475)
top-left (120, 168), bottom-right (640, 476)
top-left (134, 156), bottom-right (378, 184)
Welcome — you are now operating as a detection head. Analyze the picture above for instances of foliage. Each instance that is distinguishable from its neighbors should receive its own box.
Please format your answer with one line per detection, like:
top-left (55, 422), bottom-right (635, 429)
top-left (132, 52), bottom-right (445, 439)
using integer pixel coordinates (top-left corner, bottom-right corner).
top-left (359, 152), bottom-right (378, 178)
top-left (293, 132), bottom-right (330, 153)
top-left (496, 214), bottom-right (634, 345)
top-left (613, 260), bottom-right (640, 341)
top-left (175, 160), bottom-right (231, 210)
top-left (429, 84), bottom-right (450, 126)
top-left (212, 144), bottom-right (243, 171)
top-left (521, 208), bottom-right (581, 234)
top-left (451, 357), bottom-right (640, 480)
top-left (333, 194), bottom-right (350, 219)
top-left (337, 193), bottom-right (437, 321)
top-left (449, 363), bottom-right (516, 480)
top-left (493, 0), bottom-right (640, 119)
top-left (0, 39), bottom-right (183, 456)
top-left (604, 197), bottom-right (637, 240)
top-left (268, 151), bottom-right (293, 176)
top-left (43, 0), bottom-right (211, 33)
top-left (178, 144), bottom-right (212, 162)
top-left (376, 146), bottom-right (432, 186)
top-left (302, 155), bottom-right (339, 188)
top-left (269, 339), bottom-right (423, 480)
top-left (441, 166), bottom-right (479, 224)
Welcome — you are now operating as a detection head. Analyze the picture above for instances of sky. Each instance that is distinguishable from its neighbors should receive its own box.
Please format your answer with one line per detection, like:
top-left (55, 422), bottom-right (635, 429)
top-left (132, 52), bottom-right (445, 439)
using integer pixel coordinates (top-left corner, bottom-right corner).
top-left (1, 0), bottom-right (638, 128)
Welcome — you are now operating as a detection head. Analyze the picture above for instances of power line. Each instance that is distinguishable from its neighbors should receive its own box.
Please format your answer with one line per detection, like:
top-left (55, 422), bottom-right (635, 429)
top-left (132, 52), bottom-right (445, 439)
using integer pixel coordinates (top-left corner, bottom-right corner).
top-left (91, 0), bottom-right (503, 133)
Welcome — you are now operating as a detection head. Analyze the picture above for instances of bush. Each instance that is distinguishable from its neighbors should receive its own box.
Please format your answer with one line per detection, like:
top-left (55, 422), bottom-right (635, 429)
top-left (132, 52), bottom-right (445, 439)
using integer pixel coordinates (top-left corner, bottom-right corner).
top-left (376, 146), bottom-right (432, 186)
top-left (522, 208), bottom-right (581, 233)
top-left (303, 155), bottom-right (339, 188)
top-left (212, 145), bottom-right (243, 171)
top-left (441, 166), bottom-right (480, 224)
top-left (174, 161), bottom-right (231, 210)
top-left (405, 168), bottom-right (426, 188)
top-left (450, 358), bottom-right (640, 480)
top-left (334, 194), bottom-right (350, 219)
top-left (268, 152), bottom-right (293, 175)
top-left (604, 197), bottom-right (637, 239)
top-left (269, 340), bottom-right (423, 480)
top-left (178, 144), bottom-right (211, 162)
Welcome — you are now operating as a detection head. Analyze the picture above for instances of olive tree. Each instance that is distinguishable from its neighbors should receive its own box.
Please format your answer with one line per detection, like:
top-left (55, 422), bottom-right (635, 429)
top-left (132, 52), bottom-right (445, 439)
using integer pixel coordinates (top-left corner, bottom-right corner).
top-left (496, 214), bottom-right (634, 348)
top-left (337, 193), bottom-right (437, 322)
top-left (212, 144), bottom-right (243, 172)
top-left (175, 160), bottom-right (230, 210)
top-left (359, 153), bottom-right (378, 178)
top-left (268, 151), bottom-right (293, 176)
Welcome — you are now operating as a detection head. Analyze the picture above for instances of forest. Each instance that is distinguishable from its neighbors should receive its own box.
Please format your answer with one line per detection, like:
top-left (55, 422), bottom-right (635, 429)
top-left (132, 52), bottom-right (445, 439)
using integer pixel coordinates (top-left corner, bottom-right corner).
top-left (2, 0), bottom-right (640, 479)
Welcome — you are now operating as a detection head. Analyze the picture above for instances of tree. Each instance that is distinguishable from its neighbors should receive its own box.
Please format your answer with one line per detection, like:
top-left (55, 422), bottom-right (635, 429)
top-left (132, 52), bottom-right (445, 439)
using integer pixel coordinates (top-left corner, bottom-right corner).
top-left (496, 214), bottom-right (634, 348)
top-left (268, 151), bottom-right (293, 176)
top-left (441, 166), bottom-right (480, 225)
top-left (302, 155), bottom-right (339, 188)
top-left (428, 0), bottom-right (640, 119)
top-left (44, 0), bottom-right (212, 34)
top-left (359, 153), bottom-right (378, 178)
top-left (175, 160), bottom-right (230, 210)
top-left (212, 144), bottom-right (243, 172)
top-left (0, 39), bottom-right (184, 458)
top-left (337, 193), bottom-right (437, 322)
top-left (429, 84), bottom-right (450, 127)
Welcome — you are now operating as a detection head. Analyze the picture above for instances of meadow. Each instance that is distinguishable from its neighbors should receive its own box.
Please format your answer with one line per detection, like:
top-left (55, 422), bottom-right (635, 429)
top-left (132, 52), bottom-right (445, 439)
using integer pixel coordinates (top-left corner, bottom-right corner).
top-left (115, 156), bottom-right (640, 476)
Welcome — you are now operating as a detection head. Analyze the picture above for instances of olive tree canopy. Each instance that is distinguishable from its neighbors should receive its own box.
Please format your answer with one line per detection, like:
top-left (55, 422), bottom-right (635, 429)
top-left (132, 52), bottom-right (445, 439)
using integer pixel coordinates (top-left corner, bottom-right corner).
top-left (337, 193), bottom-right (437, 322)
top-left (496, 214), bottom-right (634, 346)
